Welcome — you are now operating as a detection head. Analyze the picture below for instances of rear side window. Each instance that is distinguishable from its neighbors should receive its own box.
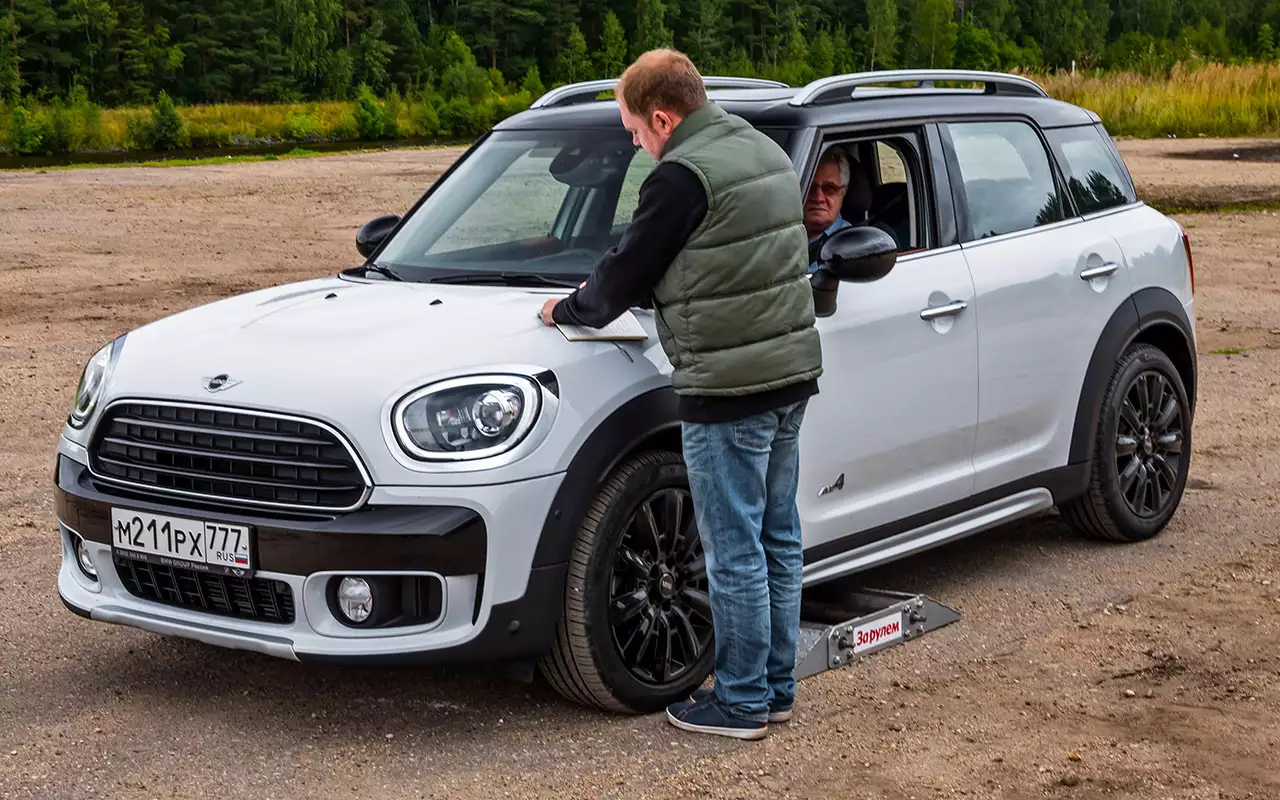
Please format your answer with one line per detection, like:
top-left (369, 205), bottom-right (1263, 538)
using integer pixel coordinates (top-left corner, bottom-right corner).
top-left (1046, 125), bottom-right (1137, 214)
top-left (946, 121), bottom-right (1066, 240)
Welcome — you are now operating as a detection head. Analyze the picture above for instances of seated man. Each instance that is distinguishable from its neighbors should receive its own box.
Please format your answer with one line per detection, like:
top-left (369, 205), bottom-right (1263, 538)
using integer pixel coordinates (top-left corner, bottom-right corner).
top-left (804, 148), bottom-right (854, 273)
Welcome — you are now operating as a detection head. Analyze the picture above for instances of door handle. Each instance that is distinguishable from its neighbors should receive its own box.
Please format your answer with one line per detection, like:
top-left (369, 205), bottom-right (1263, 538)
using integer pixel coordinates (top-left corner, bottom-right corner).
top-left (919, 300), bottom-right (968, 320)
top-left (1080, 262), bottom-right (1120, 280)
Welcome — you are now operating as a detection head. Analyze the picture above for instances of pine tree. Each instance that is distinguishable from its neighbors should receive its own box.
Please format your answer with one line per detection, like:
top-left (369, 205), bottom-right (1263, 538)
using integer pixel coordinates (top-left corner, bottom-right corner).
top-left (831, 23), bottom-right (857, 73)
top-left (632, 0), bottom-right (674, 59)
top-left (555, 23), bottom-right (594, 83)
top-left (683, 0), bottom-right (729, 72)
top-left (777, 8), bottom-right (810, 83)
top-left (597, 10), bottom-right (629, 76)
top-left (0, 10), bottom-right (19, 101)
top-left (1259, 23), bottom-right (1276, 60)
top-left (808, 28), bottom-right (835, 78)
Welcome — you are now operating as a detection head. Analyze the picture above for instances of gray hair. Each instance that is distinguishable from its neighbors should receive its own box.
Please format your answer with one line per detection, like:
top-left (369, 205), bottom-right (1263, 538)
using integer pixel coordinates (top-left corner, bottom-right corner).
top-left (818, 147), bottom-right (850, 188)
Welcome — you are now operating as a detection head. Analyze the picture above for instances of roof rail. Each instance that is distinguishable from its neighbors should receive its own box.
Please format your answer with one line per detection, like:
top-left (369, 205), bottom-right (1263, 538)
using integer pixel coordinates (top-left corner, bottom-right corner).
top-left (788, 69), bottom-right (1049, 107)
top-left (529, 76), bottom-right (791, 110)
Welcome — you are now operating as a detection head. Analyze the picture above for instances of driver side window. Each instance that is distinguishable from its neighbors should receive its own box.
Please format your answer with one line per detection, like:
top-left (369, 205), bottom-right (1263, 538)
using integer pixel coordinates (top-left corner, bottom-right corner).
top-left (806, 133), bottom-right (928, 255)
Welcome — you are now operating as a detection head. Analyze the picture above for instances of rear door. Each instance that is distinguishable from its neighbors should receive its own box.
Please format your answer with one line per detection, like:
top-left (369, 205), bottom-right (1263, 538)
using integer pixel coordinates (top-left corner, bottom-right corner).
top-left (939, 119), bottom-right (1134, 494)
top-left (1043, 123), bottom-right (1192, 303)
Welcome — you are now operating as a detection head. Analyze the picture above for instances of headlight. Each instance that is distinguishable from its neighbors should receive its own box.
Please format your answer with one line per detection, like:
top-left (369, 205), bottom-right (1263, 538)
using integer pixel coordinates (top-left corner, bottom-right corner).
top-left (68, 337), bottom-right (124, 429)
top-left (392, 374), bottom-right (542, 461)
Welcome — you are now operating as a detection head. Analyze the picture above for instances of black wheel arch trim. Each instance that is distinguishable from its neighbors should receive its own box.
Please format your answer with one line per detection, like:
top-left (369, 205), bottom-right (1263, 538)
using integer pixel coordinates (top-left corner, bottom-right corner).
top-left (1069, 286), bottom-right (1197, 467)
top-left (532, 387), bottom-right (681, 568)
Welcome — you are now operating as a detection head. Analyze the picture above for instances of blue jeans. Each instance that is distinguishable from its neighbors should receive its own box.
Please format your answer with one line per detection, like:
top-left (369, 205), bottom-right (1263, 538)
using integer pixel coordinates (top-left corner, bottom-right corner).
top-left (680, 399), bottom-right (808, 723)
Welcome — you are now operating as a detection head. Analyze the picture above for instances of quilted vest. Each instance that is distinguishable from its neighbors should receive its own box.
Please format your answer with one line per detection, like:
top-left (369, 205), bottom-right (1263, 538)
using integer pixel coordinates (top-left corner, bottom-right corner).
top-left (652, 102), bottom-right (823, 396)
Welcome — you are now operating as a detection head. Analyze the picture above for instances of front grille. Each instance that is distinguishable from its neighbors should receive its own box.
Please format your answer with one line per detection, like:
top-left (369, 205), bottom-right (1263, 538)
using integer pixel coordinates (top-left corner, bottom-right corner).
top-left (114, 554), bottom-right (296, 624)
top-left (89, 401), bottom-right (369, 512)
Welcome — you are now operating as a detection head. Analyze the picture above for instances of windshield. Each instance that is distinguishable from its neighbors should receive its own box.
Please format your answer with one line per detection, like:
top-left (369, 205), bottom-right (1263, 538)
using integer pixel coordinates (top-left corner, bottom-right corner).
top-left (372, 125), bottom-right (797, 282)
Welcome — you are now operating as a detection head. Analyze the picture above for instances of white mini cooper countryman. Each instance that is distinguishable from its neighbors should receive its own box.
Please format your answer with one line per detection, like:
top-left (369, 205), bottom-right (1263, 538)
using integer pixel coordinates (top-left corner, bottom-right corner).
top-left (55, 69), bottom-right (1197, 714)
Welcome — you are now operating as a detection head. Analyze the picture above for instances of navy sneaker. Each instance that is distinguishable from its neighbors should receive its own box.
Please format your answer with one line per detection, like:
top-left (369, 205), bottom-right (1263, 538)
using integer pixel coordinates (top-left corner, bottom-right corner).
top-left (666, 696), bottom-right (768, 741)
top-left (689, 686), bottom-right (794, 723)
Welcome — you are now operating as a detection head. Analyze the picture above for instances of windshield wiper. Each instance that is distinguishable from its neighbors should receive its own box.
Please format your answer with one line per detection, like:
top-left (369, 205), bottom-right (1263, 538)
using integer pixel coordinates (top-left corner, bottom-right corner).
top-left (360, 263), bottom-right (403, 281)
top-left (428, 271), bottom-right (581, 289)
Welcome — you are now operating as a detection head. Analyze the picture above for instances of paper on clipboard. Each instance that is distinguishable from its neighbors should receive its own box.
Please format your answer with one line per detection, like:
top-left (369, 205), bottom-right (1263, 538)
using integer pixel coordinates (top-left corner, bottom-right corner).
top-left (556, 309), bottom-right (649, 341)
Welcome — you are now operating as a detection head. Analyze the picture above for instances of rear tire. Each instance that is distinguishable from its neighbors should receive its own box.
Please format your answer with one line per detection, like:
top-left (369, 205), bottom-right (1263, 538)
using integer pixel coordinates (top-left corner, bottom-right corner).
top-left (537, 450), bottom-right (715, 713)
top-left (1061, 343), bottom-right (1191, 542)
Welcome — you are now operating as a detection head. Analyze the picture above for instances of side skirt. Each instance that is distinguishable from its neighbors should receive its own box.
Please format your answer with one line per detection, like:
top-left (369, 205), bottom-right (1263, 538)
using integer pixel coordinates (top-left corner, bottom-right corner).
top-left (801, 463), bottom-right (1088, 587)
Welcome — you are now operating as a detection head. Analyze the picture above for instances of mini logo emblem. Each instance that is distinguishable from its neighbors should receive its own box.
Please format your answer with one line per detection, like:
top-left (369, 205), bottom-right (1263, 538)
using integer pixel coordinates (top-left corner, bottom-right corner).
top-left (202, 373), bottom-right (242, 393)
top-left (818, 473), bottom-right (846, 497)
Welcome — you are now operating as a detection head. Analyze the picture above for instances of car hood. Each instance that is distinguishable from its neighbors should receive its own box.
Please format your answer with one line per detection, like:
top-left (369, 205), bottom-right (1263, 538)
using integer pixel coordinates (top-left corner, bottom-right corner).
top-left (103, 275), bottom-right (655, 417)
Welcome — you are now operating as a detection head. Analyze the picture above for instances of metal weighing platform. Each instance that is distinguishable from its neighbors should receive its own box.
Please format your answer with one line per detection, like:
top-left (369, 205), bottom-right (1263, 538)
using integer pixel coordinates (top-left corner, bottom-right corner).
top-left (795, 589), bottom-right (961, 680)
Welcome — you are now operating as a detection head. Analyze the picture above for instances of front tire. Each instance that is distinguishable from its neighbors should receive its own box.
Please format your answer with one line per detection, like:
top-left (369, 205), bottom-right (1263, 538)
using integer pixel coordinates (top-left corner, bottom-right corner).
top-left (1062, 343), bottom-right (1192, 542)
top-left (537, 450), bottom-right (715, 713)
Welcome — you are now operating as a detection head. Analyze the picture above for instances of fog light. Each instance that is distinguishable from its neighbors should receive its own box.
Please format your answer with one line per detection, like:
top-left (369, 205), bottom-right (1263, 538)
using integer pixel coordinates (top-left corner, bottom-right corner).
top-left (337, 577), bottom-right (373, 623)
top-left (75, 536), bottom-right (97, 580)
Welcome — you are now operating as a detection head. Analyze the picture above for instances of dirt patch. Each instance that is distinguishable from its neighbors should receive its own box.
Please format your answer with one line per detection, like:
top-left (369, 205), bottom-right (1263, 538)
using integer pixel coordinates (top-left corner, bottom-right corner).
top-left (1116, 137), bottom-right (1280, 210)
top-left (624, 544), bottom-right (1280, 800)
top-left (1170, 142), bottom-right (1280, 163)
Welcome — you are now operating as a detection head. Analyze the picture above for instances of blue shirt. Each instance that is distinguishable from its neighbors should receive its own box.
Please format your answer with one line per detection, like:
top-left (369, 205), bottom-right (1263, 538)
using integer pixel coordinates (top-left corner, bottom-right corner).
top-left (807, 215), bottom-right (852, 273)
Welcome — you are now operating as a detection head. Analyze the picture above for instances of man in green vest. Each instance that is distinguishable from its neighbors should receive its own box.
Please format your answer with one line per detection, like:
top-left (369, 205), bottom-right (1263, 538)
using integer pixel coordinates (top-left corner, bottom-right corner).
top-left (539, 49), bottom-right (822, 740)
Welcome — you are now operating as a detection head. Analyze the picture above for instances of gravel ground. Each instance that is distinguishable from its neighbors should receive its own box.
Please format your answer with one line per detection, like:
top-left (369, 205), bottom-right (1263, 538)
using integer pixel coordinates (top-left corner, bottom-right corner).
top-left (1, 137), bottom-right (1278, 800)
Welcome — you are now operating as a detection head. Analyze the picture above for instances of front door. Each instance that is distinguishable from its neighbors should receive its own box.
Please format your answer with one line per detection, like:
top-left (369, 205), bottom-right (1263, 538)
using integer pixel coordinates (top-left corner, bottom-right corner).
top-left (794, 130), bottom-right (979, 575)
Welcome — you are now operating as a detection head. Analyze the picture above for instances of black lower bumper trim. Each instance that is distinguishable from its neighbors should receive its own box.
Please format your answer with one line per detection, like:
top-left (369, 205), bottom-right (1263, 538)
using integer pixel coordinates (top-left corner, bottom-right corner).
top-left (295, 562), bottom-right (567, 666)
top-left (59, 592), bottom-right (92, 619)
top-left (55, 455), bottom-right (487, 576)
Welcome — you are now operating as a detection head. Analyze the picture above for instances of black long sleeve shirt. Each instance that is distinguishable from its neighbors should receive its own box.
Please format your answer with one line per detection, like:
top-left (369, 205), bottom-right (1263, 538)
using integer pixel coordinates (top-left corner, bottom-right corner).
top-left (552, 160), bottom-right (817, 424)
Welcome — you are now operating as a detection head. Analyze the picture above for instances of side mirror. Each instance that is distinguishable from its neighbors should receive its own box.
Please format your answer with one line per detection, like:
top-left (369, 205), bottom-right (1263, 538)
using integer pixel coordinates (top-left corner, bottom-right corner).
top-left (356, 214), bottom-right (401, 258)
top-left (810, 226), bottom-right (898, 318)
top-left (818, 226), bottom-right (898, 282)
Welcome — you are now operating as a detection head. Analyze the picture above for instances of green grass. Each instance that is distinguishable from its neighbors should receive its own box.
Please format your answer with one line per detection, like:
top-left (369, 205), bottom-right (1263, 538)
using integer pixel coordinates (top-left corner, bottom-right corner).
top-left (1, 91), bottom-right (523, 157)
top-left (4, 61), bottom-right (1279, 162)
top-left (1209, 347), bottom-right (1247, 355)
top-left (1034, 62), bottom-right (1280, 138)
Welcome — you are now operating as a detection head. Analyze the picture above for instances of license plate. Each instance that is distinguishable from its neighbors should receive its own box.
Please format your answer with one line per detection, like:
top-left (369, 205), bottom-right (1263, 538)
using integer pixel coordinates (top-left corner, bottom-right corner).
top-left (110, 508), bottom-right (254, 577)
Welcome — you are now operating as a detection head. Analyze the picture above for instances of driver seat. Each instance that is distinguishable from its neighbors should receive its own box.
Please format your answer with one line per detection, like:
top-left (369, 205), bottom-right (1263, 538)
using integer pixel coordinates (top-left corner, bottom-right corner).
top-left (839, 155), bottom-right (901, 249)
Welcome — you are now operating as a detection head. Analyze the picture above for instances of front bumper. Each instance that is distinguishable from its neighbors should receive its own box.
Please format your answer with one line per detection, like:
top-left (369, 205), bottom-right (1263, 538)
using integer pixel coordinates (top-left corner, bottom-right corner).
top-left (54, 450), bottom-right (568, 665)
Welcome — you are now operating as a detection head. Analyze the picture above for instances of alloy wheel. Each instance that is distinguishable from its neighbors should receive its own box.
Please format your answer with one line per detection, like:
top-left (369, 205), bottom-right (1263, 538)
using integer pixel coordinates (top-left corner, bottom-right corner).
top-left (1115, 368), bottom-right (1185, 518)
top-left (607, 487), bottom-right (713, 686)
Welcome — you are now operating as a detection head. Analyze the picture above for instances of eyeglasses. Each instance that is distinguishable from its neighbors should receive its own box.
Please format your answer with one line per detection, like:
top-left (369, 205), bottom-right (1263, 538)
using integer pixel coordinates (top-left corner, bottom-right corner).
top-left (809, 181), bottom-right (846, 197)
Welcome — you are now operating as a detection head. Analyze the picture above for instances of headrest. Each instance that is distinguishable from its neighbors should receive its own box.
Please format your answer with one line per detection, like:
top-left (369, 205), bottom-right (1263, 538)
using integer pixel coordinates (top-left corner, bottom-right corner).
top-left (871, 181), bottom-right (907, 215)
top-left (840, 156), bottom-right (872, 220)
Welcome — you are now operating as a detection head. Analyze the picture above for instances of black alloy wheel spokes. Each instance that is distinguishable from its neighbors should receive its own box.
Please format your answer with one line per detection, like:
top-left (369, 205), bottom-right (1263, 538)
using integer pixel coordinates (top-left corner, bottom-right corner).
top-left (1115, 369), bottom-right (1185, 518)
top-left (608, 487), bottom-right (713, 686)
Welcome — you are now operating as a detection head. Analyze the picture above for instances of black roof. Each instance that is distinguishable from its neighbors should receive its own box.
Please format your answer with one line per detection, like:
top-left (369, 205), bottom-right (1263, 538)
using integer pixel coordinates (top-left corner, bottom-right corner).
top-left (494, 86), bottom-right (1100, 133)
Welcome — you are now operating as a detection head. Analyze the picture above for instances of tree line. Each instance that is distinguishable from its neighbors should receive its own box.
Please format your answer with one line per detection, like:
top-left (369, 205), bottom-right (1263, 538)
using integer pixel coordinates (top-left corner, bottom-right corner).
top-left (2, 0), bottom-right (1279, 109)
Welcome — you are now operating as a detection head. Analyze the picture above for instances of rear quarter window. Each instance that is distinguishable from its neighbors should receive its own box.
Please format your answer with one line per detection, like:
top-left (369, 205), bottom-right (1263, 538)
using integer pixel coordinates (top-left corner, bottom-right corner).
top-left (1046, 125), bottom-right (1137, 215)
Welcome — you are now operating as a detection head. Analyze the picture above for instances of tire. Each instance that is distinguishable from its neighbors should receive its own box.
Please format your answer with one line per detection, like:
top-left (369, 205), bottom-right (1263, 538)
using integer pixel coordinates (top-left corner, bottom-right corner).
top-left (1061, 343), bottom-right (1192, 543)
top-left (536, 450), bottom-right (716, 714)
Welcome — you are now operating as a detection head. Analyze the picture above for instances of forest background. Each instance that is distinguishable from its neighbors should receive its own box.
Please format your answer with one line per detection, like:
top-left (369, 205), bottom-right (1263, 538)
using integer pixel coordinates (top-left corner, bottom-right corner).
top-left (1, 0), bottom-right (1278, 157)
